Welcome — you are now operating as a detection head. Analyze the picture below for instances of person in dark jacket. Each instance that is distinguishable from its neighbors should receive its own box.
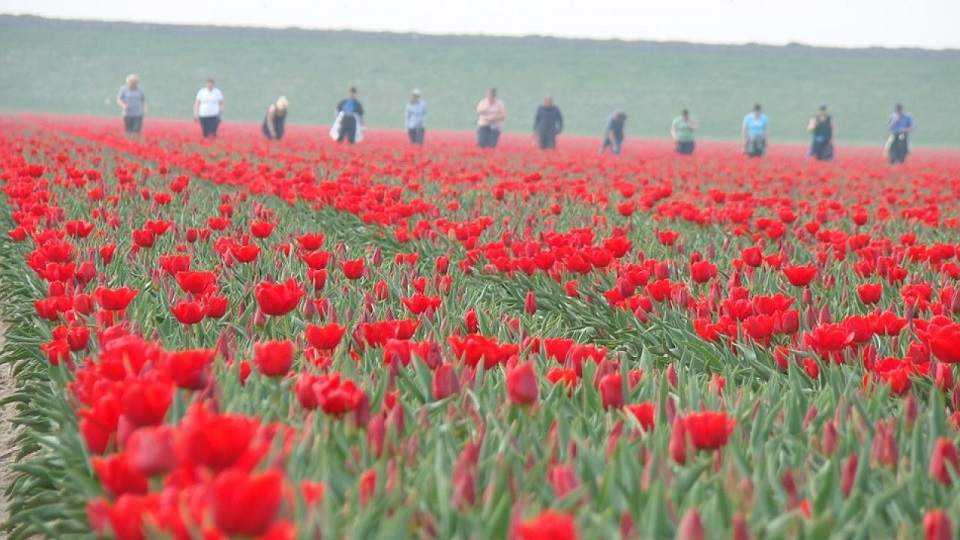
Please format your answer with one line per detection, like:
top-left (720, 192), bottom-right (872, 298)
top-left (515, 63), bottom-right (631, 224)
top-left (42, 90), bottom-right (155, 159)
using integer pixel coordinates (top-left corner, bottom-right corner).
top-left (807, 104), bottom-right (835, 160)
top-left (532, 97), bottom-right (563, 150)
top-left (334, 86), bottom-right (365, 144)
top-left (262, 96), bottom-right (289, 141)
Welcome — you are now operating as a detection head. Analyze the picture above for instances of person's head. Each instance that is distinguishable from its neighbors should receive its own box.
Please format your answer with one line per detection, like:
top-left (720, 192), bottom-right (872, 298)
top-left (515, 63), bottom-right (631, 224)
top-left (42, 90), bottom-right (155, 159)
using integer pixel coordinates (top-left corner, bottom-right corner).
top-left (817, 104), bottom-right (827, 117)
top-left (895, 103), bottom-right (903, 113)
top-left (126, 74), bottom-right (139, 88)
top-left (348, 86), bottom-right (358, 97)
top-left (681, 108), bottom-right (689, 119)
top-left (753, 103), bottom-right (762, 116)
top-left (487, 87), bottom-right (497, 101)
top-left (544, 96), bottom-right (554, 107)
top-left (615, 110), bottom-right (627, 122)
top-left (411, 89), bottom-right (421, 102)
top-left (276, 96), bottom-right (289, 111)
top-left (205, 78), bottom-right (215, 90)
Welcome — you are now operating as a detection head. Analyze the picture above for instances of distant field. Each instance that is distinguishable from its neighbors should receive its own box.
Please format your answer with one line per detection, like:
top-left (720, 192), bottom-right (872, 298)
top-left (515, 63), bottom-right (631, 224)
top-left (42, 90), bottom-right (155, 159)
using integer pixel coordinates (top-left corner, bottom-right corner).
top-left (2, 16), bottom-right (959, 146)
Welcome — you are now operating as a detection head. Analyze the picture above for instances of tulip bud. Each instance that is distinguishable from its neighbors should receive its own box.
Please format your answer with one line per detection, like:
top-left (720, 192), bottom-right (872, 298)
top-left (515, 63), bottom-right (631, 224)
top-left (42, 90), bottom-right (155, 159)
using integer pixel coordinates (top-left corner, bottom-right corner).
top-left (676, 508), bottom-right (704, 540)
top-left (524, 291), bottom-right (537, 315)
top-left (432, 363), bottom-right (460, 401)
top-left (669, 417), bottom-right (687, 465)
top-left (929, 438), bottom-right (960, 486)
top-left (731, 514), bottom-right (750, 540)
top-left (924, 509), bottom-right (953, 540)
top-left (841, 453), bottom-right (858, 497)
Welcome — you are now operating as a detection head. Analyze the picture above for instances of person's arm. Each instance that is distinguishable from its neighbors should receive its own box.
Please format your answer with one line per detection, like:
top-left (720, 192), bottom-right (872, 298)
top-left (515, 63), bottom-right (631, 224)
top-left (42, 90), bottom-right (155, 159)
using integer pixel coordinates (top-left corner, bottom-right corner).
top-left (140, 90), bottom-right (146, 116)
top-left (741, 119), bottom-right (748, 146)
top-left (356, 102), bottom-right (364, 126)
top-left (688, 119), bottom-right (697, 132)
top-left (266, 105), bottom-right (277, 139)
top-left (218, 91), bottom-right (224, 115)
top-left (829, 119), bottom-right (836, 141)
top-left (807, 117), bottom-right (816, 132)
top-left (671, 121), bottom-right (678, 141)
top-left (764, 121), bottom-right (770, 143)
top-left (116, 89), bottom-right (126, 112)
top-left (556, 109), bottom-right (563, 134)
top-left (193, 96), bottom-right (200, 120)
top-left (533, 107), bottom-right (541, 132)
top-left (901, 117), bottom-right (913, 134)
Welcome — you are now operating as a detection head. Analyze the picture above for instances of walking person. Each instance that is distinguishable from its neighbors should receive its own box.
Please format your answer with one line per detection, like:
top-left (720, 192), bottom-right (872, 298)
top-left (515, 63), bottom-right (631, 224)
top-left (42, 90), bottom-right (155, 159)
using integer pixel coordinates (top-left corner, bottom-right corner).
top-left (532, 96), bottom-right (563, 150)
top-left (331, 86), bottom-right (365, 144)
top-left (405, 90), bottom-right (427, 145)
top-left (600, 111), bottom-right (627, 155)
top-left (117, 75), bottom-right (147, 136)
top-left (742, 103), bottom-right (769, 157)
top-left (807, 104), bottom-right (835, 161)
top-left (262, 96), bottom-right (289, 141)
top-left (671, 109), bottom-right (697, 155)
top-left (194, 78), bottom-right (224, 139)
top-left (476, 87), bottom-right (506, 149)
top-left (885, 103), bottom-right (914, 164)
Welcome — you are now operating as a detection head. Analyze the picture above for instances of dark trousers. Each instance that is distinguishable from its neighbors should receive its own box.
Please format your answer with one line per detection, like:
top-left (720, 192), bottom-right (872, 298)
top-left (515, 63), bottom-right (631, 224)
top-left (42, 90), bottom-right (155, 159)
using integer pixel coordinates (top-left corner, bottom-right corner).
top-left (199, 116), bottom-right (220, 138)
top-left (338, 116), bottom-right (357, 144)
top-left (537, 131), bottom-right (557, 150)
top-left (810, 140), bottom-right (833, 161)
top-left (675, 141), bottom-right (695, 155)
top-left (477, 126), bottom-right (501, 148)
top-left (889, 135), bottom-right (908, 164)
top-left (745, 137), bottom-right (766, 158)
top-left (408, 127), bottom-right (425, 145)
top-left (123, 116), bottom-right (143, 134)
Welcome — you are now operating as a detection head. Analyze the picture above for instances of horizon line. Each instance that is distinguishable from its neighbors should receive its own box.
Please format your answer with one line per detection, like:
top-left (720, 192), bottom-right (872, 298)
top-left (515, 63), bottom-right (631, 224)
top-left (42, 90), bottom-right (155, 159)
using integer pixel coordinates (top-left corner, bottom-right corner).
top-left (4, 13), bottom-right (959, 53)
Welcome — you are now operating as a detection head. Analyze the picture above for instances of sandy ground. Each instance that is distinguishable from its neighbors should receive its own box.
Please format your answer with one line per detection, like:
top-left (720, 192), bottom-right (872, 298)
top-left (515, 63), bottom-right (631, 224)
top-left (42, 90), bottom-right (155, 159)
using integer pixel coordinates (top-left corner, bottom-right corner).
top-left (0, 319), bottom-right (15, 526)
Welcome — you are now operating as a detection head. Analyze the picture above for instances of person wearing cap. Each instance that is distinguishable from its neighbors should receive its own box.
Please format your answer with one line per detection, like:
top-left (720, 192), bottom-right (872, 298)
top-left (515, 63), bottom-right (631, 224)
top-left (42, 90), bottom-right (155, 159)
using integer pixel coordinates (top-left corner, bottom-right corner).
top-left (532, 97), bottom-right (564, 150)
top-left (117, 74), bottom-right (146, 135)
top-left (194, 78), bottom-right (224, 139)
top-left (600, 111), bottom-right (627, 155)
top-left (742, 103), bottom-right (769, 157)
top-left (476, 87), bottom-right (507, 149)
top-left (671, 109), bottom-right (697, 155)
top-left (262, 97), bottom-right (289, 141)
top-left (807, 104), bottom-right (835, 161)
top-left (885, 103), bottom-right (914, 164)
top-left (405, 90), bottom-right (427, 145)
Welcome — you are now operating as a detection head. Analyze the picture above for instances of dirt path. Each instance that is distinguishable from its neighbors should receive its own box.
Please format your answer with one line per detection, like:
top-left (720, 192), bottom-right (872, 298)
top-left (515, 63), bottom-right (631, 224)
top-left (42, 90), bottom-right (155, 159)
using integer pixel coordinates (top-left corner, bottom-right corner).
top-left (0, 319), bottom-right (15, 525)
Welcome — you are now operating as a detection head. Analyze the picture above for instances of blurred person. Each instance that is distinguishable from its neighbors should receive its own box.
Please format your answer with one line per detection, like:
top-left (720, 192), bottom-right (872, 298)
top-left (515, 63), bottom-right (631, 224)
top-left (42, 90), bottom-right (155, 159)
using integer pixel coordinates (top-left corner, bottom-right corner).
top-left (885, 103), bottom-right (913, 164)
top-left (600, 111), bottom-right (627, 155)
top-left (532, 96), bottom-right (563, 150)
top-left (807, 104), bottom-right (835, 161)
top-left (117, 74), bottom-right (146, 135)
top-left (194, 78), bottom-right (224, 139)
top-left (331, 86), bottom-right (365, 144)
top-left (405, 90), bottom-right (427, 145)
top-left (476, 87), bottom-right (506, 149)
top-left (671, 108), bottom-right (697, 155)
top-left (742, 103), bottom-right (769, 157)
top-left (262, 96), bottom-right (289, 141)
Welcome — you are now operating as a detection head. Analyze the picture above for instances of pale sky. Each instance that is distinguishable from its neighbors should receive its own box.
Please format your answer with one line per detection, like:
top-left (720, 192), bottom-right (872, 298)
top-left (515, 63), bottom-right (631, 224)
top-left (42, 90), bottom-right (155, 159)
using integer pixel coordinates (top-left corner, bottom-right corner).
top-left (3, 0), bottom-right (959, 49)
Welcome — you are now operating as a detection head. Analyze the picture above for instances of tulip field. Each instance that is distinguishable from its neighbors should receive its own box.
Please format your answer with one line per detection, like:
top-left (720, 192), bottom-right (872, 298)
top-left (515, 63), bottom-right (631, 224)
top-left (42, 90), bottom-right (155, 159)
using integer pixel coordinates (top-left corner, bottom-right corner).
top-left (3, 115), bottom-right (960, 539)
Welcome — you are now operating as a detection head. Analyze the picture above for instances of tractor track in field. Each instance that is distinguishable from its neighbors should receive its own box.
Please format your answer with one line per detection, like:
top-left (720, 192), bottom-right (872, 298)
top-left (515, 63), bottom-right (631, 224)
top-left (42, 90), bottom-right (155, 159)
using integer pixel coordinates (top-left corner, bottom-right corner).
top-left (0, 317), bottom-right (16, 527)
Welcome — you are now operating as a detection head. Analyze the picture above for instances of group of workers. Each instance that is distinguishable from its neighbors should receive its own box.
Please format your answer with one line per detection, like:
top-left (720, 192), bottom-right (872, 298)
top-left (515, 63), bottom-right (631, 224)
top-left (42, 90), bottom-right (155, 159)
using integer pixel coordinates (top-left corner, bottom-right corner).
top-left (116, 76), bottom-right (916, 164)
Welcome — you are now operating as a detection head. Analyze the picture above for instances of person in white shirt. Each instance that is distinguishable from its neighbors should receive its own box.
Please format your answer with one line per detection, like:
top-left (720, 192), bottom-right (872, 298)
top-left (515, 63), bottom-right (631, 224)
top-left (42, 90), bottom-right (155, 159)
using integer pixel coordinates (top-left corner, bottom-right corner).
top-left (405, 90), bottom-right (427, 145)
top-left (476, 87), bottom-right (506, 149)
top-left (193, 78), bottom-right (224, 139)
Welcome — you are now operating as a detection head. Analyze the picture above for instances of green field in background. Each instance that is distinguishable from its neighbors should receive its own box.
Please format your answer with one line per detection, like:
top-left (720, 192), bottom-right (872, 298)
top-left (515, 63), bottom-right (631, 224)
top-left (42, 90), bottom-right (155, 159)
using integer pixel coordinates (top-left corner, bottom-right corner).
top-left (2, 16), bottom-right (958, 145)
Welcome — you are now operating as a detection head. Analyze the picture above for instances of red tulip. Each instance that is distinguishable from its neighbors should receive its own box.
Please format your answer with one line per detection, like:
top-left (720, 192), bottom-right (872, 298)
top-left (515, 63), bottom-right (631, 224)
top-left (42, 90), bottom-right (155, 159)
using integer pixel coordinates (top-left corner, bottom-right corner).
top-left (598, 372), bottom-right (624, 410)
top-left (211, 468), bottom-right (284, 536)
top-left (433, 363), bottom-right (461, 400)
top-left (91, 453), bottom-right (149, 497)
top-left (161, 348), bottom-right (214, 390)
top-left (94, 286), bottom-right (138, 311)
top-left (689, 260), bottom-right (718, 283)
top-left (253, 340), bottom-right (295, 377)
top-left (924, 510), bottom-right (953, 540)
top-left (676, 508), bottom-right (704, 540)
top-left (254, 278), bottom-right (304, 316)
top-left (782, 265), bottom-right (818, 286)
top-left (174, 270), bottom-right (216, 295)
top-left (340, 258), bottom-right (366, 280)
top-left (929, 324), bottom-right (960, 364)
top-left (683, 411), bottom-right (736, 451)
top-left (178, 408), bottom-right (258, 471)
top-left (125, 425), bottom-right (177, 477)
top-left (625, 402), bottom-right (655, 431)
top-left (305, 323), bottom-right (346, 350)
top-left (930, 438), bottom-right (960, 486)
top-left (170, 300), bottom-right (205, 325)
top-left (120, 379), bottom-right (173, 427)
top-left (857, 282), bottom-right (883, 304)
top-left (507, 362), bottom-right (539, 406)
top-left (516, 510), bottom-right (579, 540)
